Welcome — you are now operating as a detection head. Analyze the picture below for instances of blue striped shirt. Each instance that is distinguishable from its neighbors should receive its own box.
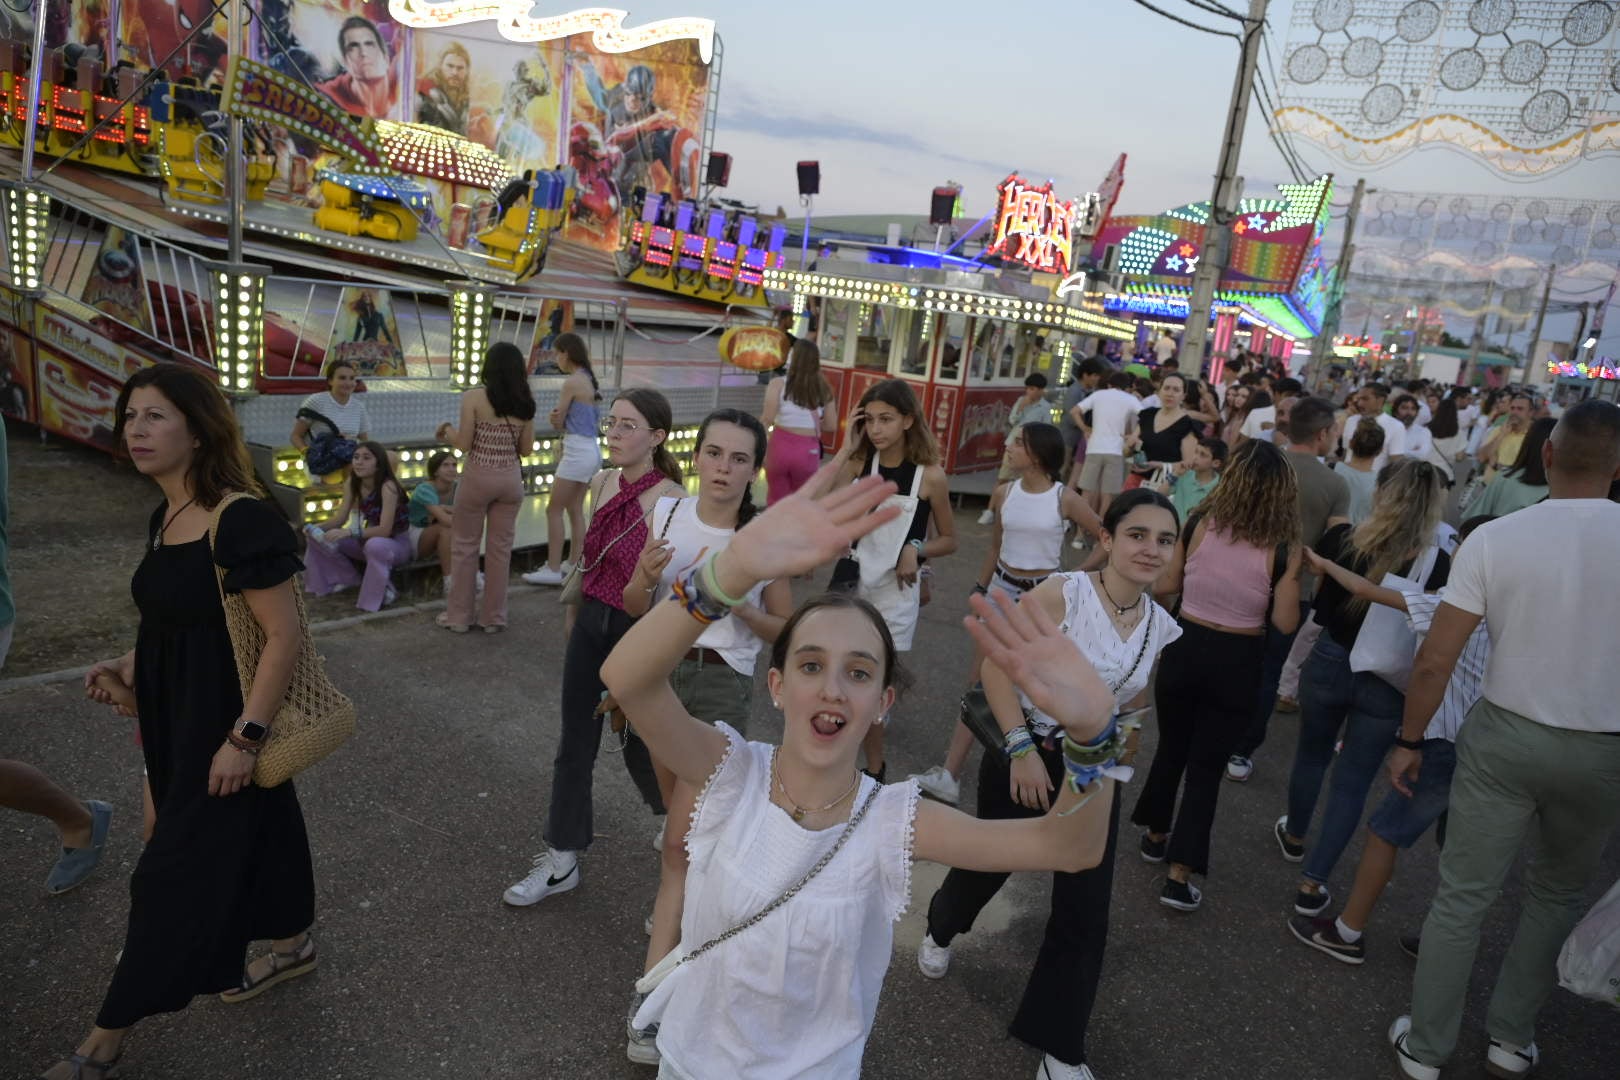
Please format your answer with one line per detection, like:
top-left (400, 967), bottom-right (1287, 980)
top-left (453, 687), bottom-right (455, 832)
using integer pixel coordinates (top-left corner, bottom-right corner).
top-left (1401, 586), bottom-right (1490, 743)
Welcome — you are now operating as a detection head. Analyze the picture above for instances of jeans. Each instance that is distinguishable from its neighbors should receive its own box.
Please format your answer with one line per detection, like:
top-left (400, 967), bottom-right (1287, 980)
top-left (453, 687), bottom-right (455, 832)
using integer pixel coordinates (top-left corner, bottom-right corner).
top-left (1232, 600), bottom-right (1310, 760)
top-left (1406, 699), bottom-right (1620, 1065)
top-left (544, 599), bottom-right (636, 853)
top-left (1285, 635), bottom-right (1406, 886)
top-left (622, 655), bottom-right (755, 814)
top-left (926, 745), bottom-right (1122, 1067)
top-left (1131, 621), bottom-right (1265, 876)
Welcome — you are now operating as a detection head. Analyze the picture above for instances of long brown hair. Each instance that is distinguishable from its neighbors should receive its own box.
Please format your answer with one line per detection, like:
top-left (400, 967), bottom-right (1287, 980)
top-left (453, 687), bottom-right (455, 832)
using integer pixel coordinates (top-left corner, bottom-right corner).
top-left (782, 339), bottom-right (831, 410)
top-left (1194, 438), bottom-right (1300, 549)
top-left (113, 363), bottom-right (265, 509)
top-left (852, 378), bottom-right (940, 466)
top-left (617, 387), bottom-right (683, 485)
top-left (347, 440), bottom-right (406, 505)
top-left (1343, 459), bottom-right (1444, 610)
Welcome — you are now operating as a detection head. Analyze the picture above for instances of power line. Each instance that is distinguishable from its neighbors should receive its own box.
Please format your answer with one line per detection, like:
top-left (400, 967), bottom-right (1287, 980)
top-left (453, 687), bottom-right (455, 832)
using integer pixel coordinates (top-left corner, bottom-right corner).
top-left (1127, 0), bottom-right (1240, 38)
top-left (1181, 0), bottom-right (1245, 20)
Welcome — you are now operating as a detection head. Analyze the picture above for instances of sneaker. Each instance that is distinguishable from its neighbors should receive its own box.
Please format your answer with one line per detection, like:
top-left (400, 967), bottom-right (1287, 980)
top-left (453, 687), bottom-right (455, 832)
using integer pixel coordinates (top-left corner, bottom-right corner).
top-left (1485, 1037), bottom-right (1539, 1078)
top-left (1294, 885), bottom-right (1332, 916)
top-left (522, 565), bottom-right (566, 586)
top-left (1274, 815), bottom-right (1305, 862)
top-left (1139, 831), bottom-right (1168, 863)
top-left (1225, 755), bottom-right (1253, 782)
top-left (1288, 914), bottom-right (1366, 965)
top-left (382, 584), bottom-right (398, 607)
top-left (626, 991), bottom-right (660, 1065)
top-left (1275, 695), bottom-right (1299, 713)
top-left (1388, 1016), bottom-right (1441, 1080)
top-left (917, 933), bottom-right (951, 979)
top-left (652, 819), bottom-right (666, 853)
top-left (502, 850), bottom-right (579, 906)
top-left (1037, 1055), bottom-right (1096, 1080)
top-left (912, 765), bottom-right (961, 806)
top-left (977, 509), bottom-right (995, 525)
top-left (1399, 933), bottom-right (1422, 960)
top-left (45, 801), bottom-right (113, 894)
top-left (1159, 878), bottom-right (1202, 912)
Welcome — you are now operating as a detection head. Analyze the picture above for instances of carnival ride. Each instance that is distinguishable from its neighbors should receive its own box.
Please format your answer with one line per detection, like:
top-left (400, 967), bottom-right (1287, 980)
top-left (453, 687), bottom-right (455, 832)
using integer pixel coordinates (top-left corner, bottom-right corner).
top-left (613, 189), bottom-right (787, 308)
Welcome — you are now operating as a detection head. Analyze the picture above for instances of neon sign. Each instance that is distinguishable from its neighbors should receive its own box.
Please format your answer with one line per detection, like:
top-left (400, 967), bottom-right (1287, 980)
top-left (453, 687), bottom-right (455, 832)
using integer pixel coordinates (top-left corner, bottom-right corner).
top-left (388, 2), bottom-right (717, 64)
top-left (987, 174), bottom-right (1076, 277)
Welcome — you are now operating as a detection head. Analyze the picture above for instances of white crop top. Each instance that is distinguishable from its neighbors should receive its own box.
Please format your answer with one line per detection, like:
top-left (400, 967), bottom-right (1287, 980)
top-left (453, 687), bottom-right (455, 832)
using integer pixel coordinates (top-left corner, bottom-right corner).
top-left (998, 478), bottom-right (1064, 571)
top-left (775, 391), bottom-right (824, 432)
top-left (652, 497), bottom-right (769, 675)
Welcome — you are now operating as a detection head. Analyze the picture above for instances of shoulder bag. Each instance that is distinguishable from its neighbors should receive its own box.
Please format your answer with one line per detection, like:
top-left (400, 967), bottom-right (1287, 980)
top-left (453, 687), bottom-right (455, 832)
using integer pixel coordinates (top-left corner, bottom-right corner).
top-left (1349, 545), bottom-right (1440, 692)
top-left (209, 494), bottom-right (356, 787)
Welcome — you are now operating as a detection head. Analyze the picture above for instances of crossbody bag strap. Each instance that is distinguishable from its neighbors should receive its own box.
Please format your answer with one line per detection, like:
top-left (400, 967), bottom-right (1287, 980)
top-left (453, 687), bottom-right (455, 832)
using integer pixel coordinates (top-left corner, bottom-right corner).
top-left (677, 778), bottom-right (882, 969)
top-left (1109, 609), bottom-right (1155, 695)
top-left (206, 492), bottom-right (259, 692)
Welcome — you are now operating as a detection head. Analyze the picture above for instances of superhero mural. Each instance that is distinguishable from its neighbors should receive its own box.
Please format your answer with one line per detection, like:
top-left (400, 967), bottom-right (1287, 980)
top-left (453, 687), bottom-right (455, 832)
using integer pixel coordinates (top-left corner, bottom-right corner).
top-left (117, 0), bottom-right (228, 85)
top-left (7, 0), bottom-right (119, 75)
top-left (564, 37), bottom-right (709, 251)
top-left (250, 0), bottom-right (407, 121)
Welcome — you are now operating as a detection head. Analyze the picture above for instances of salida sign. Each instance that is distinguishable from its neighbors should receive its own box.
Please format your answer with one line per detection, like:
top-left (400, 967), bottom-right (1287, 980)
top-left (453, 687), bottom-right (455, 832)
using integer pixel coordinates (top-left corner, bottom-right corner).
top-left (987, 174), bottom-right (1075, 277)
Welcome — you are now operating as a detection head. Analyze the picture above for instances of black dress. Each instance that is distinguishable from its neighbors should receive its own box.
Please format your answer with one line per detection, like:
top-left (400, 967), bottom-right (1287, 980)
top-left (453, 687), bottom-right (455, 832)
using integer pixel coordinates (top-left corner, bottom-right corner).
top-left (98, 498), bottom-right (316, 1029)
top-left (1137, 407), bottom-right (1203, 464)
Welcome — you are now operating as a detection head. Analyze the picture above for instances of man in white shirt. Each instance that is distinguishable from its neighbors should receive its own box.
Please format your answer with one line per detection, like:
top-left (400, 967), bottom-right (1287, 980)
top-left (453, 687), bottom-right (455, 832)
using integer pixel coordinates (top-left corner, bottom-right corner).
top-left (1072, 371), bottom-right (1141, 517)
top-left (1388, 401), bottom-right (1620, 1080)
top-left (1153, 330), bottom-right (1177, 366)
top-left (1393, 392), bottom-right (1433, 462)
top-left (1241, 376), bottom-right (1303, 445)
top-left (1340, 383), bottom-right (1405, 471)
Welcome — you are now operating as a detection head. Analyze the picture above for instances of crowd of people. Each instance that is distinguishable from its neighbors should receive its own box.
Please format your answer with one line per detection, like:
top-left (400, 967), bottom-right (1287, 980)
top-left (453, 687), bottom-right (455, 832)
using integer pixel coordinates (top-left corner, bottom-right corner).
top-left (5, 332), bottom-right (1619, 1080)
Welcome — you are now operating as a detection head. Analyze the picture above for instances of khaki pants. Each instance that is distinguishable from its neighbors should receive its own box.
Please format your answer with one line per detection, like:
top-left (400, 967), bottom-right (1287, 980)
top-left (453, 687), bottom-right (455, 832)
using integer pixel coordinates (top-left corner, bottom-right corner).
top-left (1406, 698), bottom-right (1620, 1064)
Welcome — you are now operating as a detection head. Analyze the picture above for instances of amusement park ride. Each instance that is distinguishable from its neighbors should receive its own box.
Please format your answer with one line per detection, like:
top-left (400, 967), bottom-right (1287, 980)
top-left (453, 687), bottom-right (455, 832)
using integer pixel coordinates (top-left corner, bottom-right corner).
top-left (0, 2), bottom-right (1330, 543)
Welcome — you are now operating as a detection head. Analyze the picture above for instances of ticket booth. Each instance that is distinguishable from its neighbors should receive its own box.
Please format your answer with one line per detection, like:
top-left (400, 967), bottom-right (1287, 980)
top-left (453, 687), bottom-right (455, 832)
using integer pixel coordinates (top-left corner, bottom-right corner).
top-left (766, 260), bottom-right (1135, 473)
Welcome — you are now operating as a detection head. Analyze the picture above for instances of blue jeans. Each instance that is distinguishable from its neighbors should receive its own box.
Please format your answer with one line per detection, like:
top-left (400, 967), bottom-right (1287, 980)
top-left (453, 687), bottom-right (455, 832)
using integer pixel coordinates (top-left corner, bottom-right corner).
top-left (1285, 635), bottom-right (1406, 886)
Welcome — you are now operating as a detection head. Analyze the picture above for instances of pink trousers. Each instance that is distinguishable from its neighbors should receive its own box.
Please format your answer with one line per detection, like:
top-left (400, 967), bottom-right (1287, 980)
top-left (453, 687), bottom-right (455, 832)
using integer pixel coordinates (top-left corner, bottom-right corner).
top-left (765, 429), bottom-right (821, 505)
top-left (446, 463), bottom-right (524, 628)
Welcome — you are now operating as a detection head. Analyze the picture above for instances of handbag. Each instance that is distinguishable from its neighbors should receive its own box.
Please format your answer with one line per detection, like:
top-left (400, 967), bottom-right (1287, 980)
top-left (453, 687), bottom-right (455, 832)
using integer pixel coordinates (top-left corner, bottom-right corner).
top-left (1558, 875), bottom-right (1620, 1010)
top-left (298, 406), bottom-right (355, 476)
top-left (636, 777), bottom-right (881, 996)
top-left (1348, 545), bottom-right (1440, 692)
top-left (960, 580), bottom-right (1156, 757)
top-left (209, 494), bottom-right (356, 787)
top-left (560, 472), bottom-right (657, 606)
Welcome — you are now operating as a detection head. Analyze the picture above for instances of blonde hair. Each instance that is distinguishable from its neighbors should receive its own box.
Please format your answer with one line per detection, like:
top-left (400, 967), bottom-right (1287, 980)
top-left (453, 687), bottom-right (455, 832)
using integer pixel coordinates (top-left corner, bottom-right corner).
top-left (1343, 460), bottom-right (1444, 612)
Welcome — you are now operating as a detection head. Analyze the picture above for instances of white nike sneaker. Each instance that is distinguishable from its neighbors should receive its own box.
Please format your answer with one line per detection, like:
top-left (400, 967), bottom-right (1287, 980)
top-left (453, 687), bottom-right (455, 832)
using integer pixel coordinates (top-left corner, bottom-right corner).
top-left (917, 933), bottom-right (951, 979)
top-left (911, 765), bottom-right (961, 806)
top-left (1037, 1054), bottom-right (1096, 1079)
top-left (503, 850), bottom-right (580, 906)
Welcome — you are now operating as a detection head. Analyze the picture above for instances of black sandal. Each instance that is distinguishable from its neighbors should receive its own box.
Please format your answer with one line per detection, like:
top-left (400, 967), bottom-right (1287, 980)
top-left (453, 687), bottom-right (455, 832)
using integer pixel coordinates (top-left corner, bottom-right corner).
top-left (39, 1051), bottom-right (121, 1079)
top-left (219, 933), bottom-right (317, 1004)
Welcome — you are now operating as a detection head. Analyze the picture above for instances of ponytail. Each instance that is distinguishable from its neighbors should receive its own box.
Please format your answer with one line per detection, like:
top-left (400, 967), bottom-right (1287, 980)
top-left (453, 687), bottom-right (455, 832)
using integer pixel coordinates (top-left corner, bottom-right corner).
top-left (652, 442), bottom-right (683, 486)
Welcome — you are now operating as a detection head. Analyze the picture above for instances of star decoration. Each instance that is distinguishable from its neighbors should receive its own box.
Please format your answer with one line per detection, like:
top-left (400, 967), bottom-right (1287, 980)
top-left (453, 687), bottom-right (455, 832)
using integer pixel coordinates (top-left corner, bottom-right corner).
top-left (1247, 214), bottom-right (1269, 230)
top-left (1178, 243), bottom-right (1196, 258)
top-left (1233, 220), bottom-right (1248, 234)
top-left (1183, 255), bottom-right (1199, 273)
top-left (1164, 253), bottom-right (1184, 271)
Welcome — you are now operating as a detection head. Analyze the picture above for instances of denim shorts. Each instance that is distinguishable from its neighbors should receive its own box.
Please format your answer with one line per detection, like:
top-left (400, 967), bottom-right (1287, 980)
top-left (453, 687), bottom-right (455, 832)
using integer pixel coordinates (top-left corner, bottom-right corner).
top-left (1366, 738), bottom-right (1457, 849)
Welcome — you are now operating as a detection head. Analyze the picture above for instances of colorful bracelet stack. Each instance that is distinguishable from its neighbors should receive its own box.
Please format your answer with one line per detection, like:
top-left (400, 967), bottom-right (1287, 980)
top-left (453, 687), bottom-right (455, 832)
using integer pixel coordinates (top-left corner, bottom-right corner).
top-left (670, 554), bottom-right (744, 625)
top-left (1003, 725), bottom-right (1036, 759)
top-left (1061, 716), bottom-right (1127, 794)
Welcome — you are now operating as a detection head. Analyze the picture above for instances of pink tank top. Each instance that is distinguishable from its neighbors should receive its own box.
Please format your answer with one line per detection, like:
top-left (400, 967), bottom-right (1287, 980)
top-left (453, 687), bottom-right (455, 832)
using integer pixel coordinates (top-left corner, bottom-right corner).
top-left (1179, 524), bottom-right (1272, 629)
top-left (470, 419), bottom-right (521, 471)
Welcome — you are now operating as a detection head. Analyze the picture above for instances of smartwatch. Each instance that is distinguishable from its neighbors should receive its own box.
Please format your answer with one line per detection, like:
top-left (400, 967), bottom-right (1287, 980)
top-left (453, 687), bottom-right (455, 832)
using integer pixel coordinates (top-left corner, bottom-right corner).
top-left (235, 720), bottom-right (269, 743)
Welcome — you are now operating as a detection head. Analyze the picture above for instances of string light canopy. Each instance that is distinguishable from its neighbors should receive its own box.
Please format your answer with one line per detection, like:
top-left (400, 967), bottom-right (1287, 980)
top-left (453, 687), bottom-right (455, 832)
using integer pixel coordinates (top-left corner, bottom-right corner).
top-left (387, 1), bottom-right (717, 64)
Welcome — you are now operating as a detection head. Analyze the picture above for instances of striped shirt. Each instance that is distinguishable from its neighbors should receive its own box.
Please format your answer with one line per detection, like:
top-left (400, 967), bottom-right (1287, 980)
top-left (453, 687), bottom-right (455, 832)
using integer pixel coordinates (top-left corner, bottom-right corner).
top-left (1401, 586), bottom-right (1490, 743)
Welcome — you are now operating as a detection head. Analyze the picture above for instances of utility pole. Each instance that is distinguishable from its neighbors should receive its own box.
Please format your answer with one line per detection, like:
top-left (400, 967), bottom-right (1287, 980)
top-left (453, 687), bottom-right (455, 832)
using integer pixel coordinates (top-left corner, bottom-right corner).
top-left (1310, 177), bottom-right (1366, 384)
top-left (1524, 261), bottom-right (1556, 370)
top-left (1181, 0), bottom-right (1267, 374)
top-left (1461, 278), bottom-right (1494, 387)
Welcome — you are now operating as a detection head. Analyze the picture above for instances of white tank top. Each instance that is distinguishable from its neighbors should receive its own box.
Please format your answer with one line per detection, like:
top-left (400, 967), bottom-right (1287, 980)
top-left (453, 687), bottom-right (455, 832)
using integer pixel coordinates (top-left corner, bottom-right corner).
top-left (775, 387), bottom-right (823, 432)
top-left (998, 478), bottom-right (1064, 571)
top-left (651, 497), bottom-right (768, 675)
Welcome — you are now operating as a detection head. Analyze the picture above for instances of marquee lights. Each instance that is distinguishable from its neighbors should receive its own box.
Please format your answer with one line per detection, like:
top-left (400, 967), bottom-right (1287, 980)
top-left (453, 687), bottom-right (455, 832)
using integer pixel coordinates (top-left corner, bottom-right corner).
top-left (5, 187), bottom-right (49, 292)
top-left (388, 2), bottom-right (717, 64)
top-left (449, 283), bottom-right (497, 387)
top-left (210, 263), bottom-right (268, 396)
top-left (986, 174), bottom-right (1076, 277)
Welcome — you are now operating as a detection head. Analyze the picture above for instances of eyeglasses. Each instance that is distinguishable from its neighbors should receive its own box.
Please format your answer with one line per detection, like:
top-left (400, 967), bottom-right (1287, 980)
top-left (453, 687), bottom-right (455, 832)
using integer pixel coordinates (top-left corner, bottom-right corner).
top-left (599, 418), bottom-right (643, 436)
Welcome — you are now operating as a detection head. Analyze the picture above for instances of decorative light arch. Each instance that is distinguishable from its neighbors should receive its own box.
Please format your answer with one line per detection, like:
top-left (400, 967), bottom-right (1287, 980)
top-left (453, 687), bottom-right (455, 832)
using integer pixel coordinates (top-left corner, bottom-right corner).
top-left (387, 2), bottom-right (716, 64)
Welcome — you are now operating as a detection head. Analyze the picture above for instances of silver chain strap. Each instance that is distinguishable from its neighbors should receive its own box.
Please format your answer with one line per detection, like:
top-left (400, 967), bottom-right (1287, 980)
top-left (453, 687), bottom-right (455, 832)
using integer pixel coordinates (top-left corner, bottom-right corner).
top-left (678, 774), bottom-right (881, 967)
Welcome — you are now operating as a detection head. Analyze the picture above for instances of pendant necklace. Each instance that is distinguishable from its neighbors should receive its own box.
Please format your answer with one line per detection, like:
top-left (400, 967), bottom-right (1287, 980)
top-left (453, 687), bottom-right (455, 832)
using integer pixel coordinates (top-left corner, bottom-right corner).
top-left (1097, 570), bottom-right (1144, 618)
top-left (154, 498), bottom-right (198, 552)
top-left (774, 751), bottom-right (861, 823)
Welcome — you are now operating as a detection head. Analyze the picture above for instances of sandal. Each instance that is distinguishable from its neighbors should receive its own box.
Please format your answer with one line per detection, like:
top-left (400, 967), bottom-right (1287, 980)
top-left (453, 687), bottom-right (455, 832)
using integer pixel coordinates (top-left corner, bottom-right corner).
top-left (435, 613), bottom-right (469, 634)
top-left (39, 1051), bottom-right (120, 1079)
top-left (219, 934), bottom-right (317, 1004)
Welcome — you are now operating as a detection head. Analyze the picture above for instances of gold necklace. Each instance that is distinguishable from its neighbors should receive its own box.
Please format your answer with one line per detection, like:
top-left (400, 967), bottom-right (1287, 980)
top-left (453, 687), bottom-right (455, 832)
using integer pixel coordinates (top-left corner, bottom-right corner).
top-left (773, 751), bottom-right (861, 823)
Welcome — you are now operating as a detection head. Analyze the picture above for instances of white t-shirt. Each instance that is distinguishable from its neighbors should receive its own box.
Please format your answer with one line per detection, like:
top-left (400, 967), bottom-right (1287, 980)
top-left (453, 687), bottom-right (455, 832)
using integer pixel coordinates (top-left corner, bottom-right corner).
top-left (1441, 499), bottom-right (1620, 732)
top-left (1153, 337), bottom-right (1176, 364)
top-left (639, 726), bottom-right (918, 1079)
top-left (651, 497), bottom-right (769, 675)
top-left (1080, 388), bottom-right (1141, 456)
top-left (1403, 423), bottom-right (1434, 462)
top-left (1241, 405), bottom-right (1277, 440)
top-left (299, 390), bottom-right (369, 438)
top-left (1367, 412), bottom-right (1406, 472)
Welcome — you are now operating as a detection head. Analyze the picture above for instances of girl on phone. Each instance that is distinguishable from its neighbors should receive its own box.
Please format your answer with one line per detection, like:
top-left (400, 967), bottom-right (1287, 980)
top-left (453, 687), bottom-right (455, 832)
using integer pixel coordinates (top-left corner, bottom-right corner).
top-left (601, 462), bottom-right (1125, 1079)
top-left (827, 379), bottom-right (957, 781)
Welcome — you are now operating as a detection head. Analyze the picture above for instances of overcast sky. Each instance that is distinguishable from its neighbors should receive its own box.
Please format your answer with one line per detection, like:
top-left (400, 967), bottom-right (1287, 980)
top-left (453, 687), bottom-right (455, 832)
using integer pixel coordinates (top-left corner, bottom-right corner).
top-left (619, 0), bottom-right (1616, 354)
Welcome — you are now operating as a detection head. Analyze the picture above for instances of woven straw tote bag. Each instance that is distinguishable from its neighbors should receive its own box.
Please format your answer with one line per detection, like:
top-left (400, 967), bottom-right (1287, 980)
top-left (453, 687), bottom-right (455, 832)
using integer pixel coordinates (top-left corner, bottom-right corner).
top-left (209, 493), bottom-right (356, 787)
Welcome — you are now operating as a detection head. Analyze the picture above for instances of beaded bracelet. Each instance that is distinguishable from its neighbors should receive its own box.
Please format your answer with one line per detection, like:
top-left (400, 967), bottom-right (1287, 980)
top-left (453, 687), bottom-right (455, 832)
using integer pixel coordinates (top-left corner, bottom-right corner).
top-left (1003, 725), bottom-right (1036, 760)
top-left (670, 569), bottom-right (730, 625)
top-left (699, 553), bottom-right (748, 608)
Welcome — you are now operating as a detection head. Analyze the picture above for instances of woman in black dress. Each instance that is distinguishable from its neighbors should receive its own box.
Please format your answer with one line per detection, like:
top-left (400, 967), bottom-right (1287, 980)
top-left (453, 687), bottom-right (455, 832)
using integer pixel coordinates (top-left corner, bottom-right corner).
top-left (50, 365), bottom-right (316, 1079)
top-left (1132, 373), bottom-right (1203, 485)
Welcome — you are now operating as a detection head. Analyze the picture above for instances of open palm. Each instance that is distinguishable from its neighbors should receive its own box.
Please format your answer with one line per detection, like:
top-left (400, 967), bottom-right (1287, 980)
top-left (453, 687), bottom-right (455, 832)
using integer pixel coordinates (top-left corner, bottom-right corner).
top-left (964, 592), bottom-right (1113, 737)
top-left (726, 462), bottom-right (899, 583)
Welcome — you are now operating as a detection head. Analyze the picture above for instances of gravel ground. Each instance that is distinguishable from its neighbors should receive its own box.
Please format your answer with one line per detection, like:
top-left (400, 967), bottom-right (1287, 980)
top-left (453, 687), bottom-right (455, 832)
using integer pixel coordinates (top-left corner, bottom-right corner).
top-left (2, 427), bottom-right (1617, 1079)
